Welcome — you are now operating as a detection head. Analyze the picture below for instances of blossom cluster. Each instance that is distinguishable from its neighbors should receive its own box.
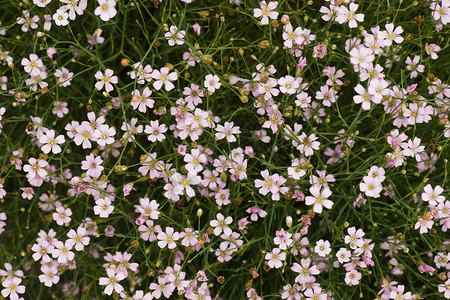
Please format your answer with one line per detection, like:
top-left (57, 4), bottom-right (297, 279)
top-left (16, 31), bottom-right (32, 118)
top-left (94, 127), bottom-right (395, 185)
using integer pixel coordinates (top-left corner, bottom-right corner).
top-left (0, 0), bottom-right (449, 299)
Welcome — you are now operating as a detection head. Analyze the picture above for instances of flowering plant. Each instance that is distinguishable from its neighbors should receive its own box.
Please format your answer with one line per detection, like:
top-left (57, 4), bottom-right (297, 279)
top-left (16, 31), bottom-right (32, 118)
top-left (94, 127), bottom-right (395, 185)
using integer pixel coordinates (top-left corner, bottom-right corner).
top-left (0, 0), bottom-right (449, 299)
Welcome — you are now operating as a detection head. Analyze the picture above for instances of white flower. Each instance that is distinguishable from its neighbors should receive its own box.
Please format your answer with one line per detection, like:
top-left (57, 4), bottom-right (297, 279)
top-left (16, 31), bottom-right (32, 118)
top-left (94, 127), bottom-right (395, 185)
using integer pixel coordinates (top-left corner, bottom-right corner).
top-left (151, 67), bottom-right (178, 91)
top-left (204, 74), bottom-right (221, 93)
top-left (165, 25), bottom-right (186, 46)
top-left (210, 213), bottom-right (233, 236)
top-left (314, 239), bottom-right (331, 257)
top-left (415, 217), bottom-right (433, 234)
top-left (157, 227), bottom-right (180, 249)
top-left (94, 69), bottom-right (118, 92)
top-left (215, 121), bottom-right (241, 143)
top-left (336, 248), bottom-right (351, 263)
top-left (39, 129), bottom-right (65, 154)
top-left (253, 1), bottom-right (279, 25)
top-left (93, 197), bottom-right (114, 218)
top-left (305, 186), bottom-right (333, 214)
top-left (53, 9), bottom-right (69, 26)
top-left (265, 248), bottom-right (285, 269)
top-left (99, 268), bottom-right (125, 295)
top-left (94, 0), bottom-right (117, 22)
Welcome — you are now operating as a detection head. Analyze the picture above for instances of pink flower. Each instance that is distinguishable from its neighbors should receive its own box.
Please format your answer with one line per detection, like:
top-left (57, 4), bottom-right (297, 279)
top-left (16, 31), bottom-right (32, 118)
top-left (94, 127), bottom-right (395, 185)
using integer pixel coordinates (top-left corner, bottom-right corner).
top-left (291, 258), bottom-right (320, 283)
top-left (415, 217), bottom-right (433, 234)
top-left (81, 154), bottom-right (104, 178)
top-left (52, 101), bottom-right (69, 118)
top-left (400, 137), bottom-right (425, 162)
top-left (359, 177), bottom-right (383, 198)
top-left (150, 276), bottom-right (175, 299)
top-left (367, 79), bottom-right (390, 104)
top-left (313, 43), bottom-right (327, 58)
top-left (353, 84), bottom-right (373, 110)
top-left (180, 228), bottom-right (199, 247)
top-left (281, 283), bottom-right (301, 300)
top-left (192, 23), bottom-right (201, 36)
top-left (157, 227), bottom-right (180, 249)
top-left (98, 268), bottom-right (125, 295)
top-left (145, 120), bottom-right (167, 142)
top-left (94, 0), bottom-right (117, 21)
top-left (54, 67), bottom-right (73, 87)
top-left (215, 121), bottom-right (241, 143)
top-left (21, 54), bottom-right (43, 76)
top-left (315, 239), bottom-right (331, 257)
top-left (438, 279), bottom-right (450, 298)
top-left (94, 69), bottom-right (118, 92)
top-left (93, 124), bottom-right (116, 146)
top-left (254, 169), bottom-right (276, 196)
top-left (282, 23), bottom-right (302, 48)
top-left (349, 46), bottom-right (374, 70)
top-left (17, 10), bottom-right (39, 32)
top-left (165, 25), bottom-right (186, 46)
top-left (336, 248), bottom-right (352, 263)
top-left (172, 172), bottom-right (201, 198)
top-left (253, 1), bottom-right (279, 25)
top-left (53, 9), bottom-right (69, 26)
top-left (421, 184), bottom-right (445, 206)
top-left (52, 240), bottom-right (75, 263)
top-left (238, 217), bottom-right (249, 230)
top-left (297, 56), bottom-right (307, 69)
top-left (184, 149), bottom-right (206, 173)
top-left (297, 133), bottom-right (320, 157)
top-left (265, 248), bottom-right (285, 268)
top-left (52, 206), bottom-right (72, 226)
top-left (287, 158), bottom-right (307, 180)
top-left (419, 263), bottom-right (435, 275)
top-left (67, 227), bottom-right (90, 251)
top-left (210, 213), bottom-right (233, 236)
top-left (367, 166), bottom-right (386, 183)
top-left (274, 228), bottom-right (293, 249)
top-left (246, 206), bottom-right (267, 221)
top-left (39, 265), bottom-right (60, 287)
top-left (278, 75), bottom-right (299, 94)
top-left (131, 87), bottom-right (154, 113)
top-left (39, 129), bottom-right (65, 154)
top-left (425, 43), bottom-right (441, 60)
top-left (305, 186), bottom-right (333, 214)
top-left (151, 67), bottom-right (178, 91)
top-left (345, 269), bottom-right (362, 285)
top-left (383, 23), bottom-right (404, 46)
top-left (336, 3), bottom-right (364, 28)
top-left (315, 85), bottom-right (336, 107)
top-left (344, 227), bottom-right (365, 249)
top-left (389, 285), bottom-right (412, 299)
top-left (93, 197), bottom-right (114, 218)
top-left (431, 2), bottom-right (450, 24)
top-left (247, 288), bottom-right (261, 300)
top-left (33, 0), bottom-right (51, 8)
top-left (204, 74), bottom-right (221, 93)
top-left (1, 277), bottom-right (25, 300)
top-left (134, 197), bottom-right (160, 220)
top-left (130, 62), bottom-right (153, 84)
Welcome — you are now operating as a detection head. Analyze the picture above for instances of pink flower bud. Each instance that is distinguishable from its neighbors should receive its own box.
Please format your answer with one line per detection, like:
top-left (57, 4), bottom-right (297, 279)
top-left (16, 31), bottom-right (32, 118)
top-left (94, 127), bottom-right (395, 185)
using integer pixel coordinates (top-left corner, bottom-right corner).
top-left (135, 215), bottom-right (146, 225)
top-left (297, 57), bottom-right (307, 69)
top-left (46, 47), bottom-right (57, 59)
top-left (193, 23), bottom-right (201, 36)
top-left (244, 146), bottom-right (254, 156)
top-left (177, 145), bottom-right (187, 156)
top-left (300, 225), bottom-right (309, 236)
top-left (281, 14), bottom-right (290, 25)
top-left (405, 83), bottom-right (417, 93)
